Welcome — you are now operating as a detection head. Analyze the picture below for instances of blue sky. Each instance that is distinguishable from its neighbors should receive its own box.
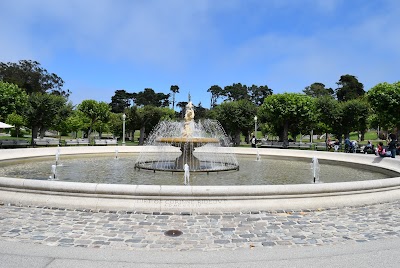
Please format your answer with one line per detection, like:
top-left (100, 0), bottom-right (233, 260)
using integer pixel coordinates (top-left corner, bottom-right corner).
top-left (1, 0), bottom-right (399, 109)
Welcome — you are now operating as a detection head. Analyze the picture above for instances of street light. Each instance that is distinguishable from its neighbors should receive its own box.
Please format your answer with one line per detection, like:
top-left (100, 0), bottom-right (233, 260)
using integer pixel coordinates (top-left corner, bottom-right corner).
top-left (122, 113), bottom-right (126, 146)
top-left (254, 115), bottom-right (258, 148)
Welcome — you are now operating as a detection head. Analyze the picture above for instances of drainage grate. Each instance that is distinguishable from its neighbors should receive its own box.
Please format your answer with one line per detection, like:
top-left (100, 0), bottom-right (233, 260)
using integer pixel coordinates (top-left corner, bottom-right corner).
top-left (164, 230), bottom-right (183, 237)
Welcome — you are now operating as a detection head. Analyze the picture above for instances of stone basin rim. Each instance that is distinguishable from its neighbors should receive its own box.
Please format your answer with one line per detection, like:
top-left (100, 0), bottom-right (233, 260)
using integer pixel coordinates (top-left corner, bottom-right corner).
top-left (0, 146), bottom-right (399, 212)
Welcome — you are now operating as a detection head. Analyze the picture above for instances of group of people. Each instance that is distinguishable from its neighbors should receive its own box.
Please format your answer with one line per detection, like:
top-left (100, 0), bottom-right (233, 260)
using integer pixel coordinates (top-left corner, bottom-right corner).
top-left (327, 134), bottom-right (399, 158)
top-left (376, 133), bottom-right (398, 158)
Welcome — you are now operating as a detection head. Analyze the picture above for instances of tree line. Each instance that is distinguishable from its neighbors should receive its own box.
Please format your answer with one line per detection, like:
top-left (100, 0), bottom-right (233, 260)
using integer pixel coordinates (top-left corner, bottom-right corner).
top-left (1, 60), bottom-right (399, 146)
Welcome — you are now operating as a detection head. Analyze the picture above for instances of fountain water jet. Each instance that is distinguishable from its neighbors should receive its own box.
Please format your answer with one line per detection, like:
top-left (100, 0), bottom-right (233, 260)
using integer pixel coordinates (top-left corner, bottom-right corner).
top-left (311, 156), bottom-right (320, 183)
top-left (134, 101), bottom-right (238, 173)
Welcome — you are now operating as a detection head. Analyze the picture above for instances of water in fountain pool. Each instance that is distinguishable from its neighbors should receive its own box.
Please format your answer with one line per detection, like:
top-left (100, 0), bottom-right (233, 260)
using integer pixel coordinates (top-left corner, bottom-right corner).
top-left (0, 154), bottom-right (396, 186)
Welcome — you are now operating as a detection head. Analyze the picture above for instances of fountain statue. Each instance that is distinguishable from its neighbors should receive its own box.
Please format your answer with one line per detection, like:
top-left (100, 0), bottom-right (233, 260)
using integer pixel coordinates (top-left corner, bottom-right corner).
top-left (134, 101), bottom-right (238, 173)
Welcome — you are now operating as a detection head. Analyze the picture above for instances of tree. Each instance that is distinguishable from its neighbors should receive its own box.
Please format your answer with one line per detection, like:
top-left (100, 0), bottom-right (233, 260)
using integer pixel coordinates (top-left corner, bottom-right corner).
top-left (6, 112), bottom-right (25, 138)
top-left (25, 93), bottom-right (68, 142)
top-left (367, 81), bottom-right (400, 137)
top-left (259, 93), bottom-right (316, 147)
top-left (136, 106), bottom-right (175, 145)
top-left (176, 101), bottom-right (188, 119)
top-left (194, 102), bottom-right (208, 120)
top-left (110, 89), bottom-right (133, 113)
top-left (303, 82), bottom-right (334, 98)
top-left (340, 99), bottom-right (370, 140)
top-left (0, 60), bottom-right (70, 97)
top-left (315, 96), bottom-right (341, 141)
top-left (132, 88), bottom-right (170, 107)
top-left (53, 101), bottom-right (74, 136)
top-left (0, 81), bottom-right (28, 121)
top-left (64, 111), bottom-right (86, 138)
top-left (335, 74), bottom-right (364, 102)
top-left (222, 83), bottom-right (250, 101)
top-left (170, 85), bottom-right (179, 109)
top-left (249, 85), bottom-right (273, 106)
top-left (77, 100), bottom-right (111, 137)
top-left (207, 85), bottom-right (223, 108)
top-left (108, 112), bottom-right (124, 139)
top-left (210, 100), bottom-right (257, 146)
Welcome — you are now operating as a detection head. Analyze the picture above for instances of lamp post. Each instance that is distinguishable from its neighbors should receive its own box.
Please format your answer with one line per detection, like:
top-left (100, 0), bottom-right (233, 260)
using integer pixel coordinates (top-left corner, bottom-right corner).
top-left (122, 113), bottom-right (126, 146)
top-left (254, 115), bottom-right (258, 148)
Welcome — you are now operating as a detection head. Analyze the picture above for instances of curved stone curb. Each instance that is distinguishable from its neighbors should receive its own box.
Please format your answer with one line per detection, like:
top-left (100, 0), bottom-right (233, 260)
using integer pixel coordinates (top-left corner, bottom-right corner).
top-left (0, 147), bottom-right (399, 212)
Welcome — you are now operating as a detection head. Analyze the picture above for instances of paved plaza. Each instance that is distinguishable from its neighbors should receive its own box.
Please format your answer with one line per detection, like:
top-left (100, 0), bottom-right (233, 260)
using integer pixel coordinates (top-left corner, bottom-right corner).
top-left (1, 201), bottom-right (400, 267)
top-left (1, 200), bottom-right (400, 251)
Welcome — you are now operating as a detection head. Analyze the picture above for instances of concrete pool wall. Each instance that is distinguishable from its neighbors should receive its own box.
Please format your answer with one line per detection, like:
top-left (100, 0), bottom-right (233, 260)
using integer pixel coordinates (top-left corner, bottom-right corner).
top-left (0, 146), bottom-right (399, 213)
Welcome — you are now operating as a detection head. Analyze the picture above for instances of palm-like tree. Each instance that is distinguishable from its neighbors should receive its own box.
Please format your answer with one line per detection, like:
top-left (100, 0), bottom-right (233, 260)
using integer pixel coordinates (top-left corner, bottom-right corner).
top-left (170, 85), bottom-right (180, 109)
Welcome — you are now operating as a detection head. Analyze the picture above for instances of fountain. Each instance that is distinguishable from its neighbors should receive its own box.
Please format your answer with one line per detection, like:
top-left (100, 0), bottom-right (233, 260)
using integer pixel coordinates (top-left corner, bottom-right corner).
top-left (55, 147), bottom-right (60, 166)
top-left (311, 156), bottom-right (320, 183)
top-left (134, 101), bottom-right (239, 173)
top-left (50, 164), bottom-right (57, 180)
top-left (1, 98), bottom-right (400, 212)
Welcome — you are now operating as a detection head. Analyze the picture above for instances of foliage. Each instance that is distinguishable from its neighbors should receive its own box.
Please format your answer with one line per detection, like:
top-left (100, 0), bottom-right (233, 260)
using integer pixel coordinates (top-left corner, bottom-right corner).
top-left (259, 93), bottom-right (316, 146)
top-left (207, 85), bottom-right (222, 108)
top-left (207, 83), bottom-right (272, 107)
top-left (77, 100), bottom-right (111, 136)
top-left (6, 112), bottom-right (25, 137)
top-left (64, 111), bottom-right (86, 138)
top-left (25, 93), bottom-right (68, 140)
top-left (0, 60), bottom-right (69, 97)
top-left (209, 100), bottom-right (257, 145)
top-left (170, 85), bottom-right (179, 109)
top-left (249, 85), bottom-right (273, 106)
top-left (303, 82), bottom-right (334, 98)
top-left (108, 112), bottom-right (124, 138)
top-left (0, 81), bottom-right (28, 121)
top-left (340, 98), bottom-right (370, 138)
top-left (110, 90), bottom-right (133, 113)
top-left (335, 74), bottom-right (364, 102)
top-left (315, 96), bottom-right (341, 137)
top-left (139, 106), bottom-right (174, 144)
top-left (367, 81), bottom-right (400, 133)
top-left (132, 88), bottom-right (170, 107)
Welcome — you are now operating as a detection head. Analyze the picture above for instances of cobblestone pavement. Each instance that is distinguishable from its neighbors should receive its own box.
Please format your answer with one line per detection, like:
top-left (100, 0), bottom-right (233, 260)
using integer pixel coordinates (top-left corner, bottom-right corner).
top-left (1, 201), bottom-right (400, 252)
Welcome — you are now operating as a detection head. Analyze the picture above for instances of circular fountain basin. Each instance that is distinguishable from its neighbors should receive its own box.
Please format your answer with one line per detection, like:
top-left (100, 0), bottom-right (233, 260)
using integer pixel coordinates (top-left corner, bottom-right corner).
top-left (0, 146), bottom-right (399, 213)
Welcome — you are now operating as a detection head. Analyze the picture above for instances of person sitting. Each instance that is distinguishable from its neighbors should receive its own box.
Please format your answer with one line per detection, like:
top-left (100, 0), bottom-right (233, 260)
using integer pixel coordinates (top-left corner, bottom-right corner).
top-left (376, 142), bottom-right (392, 157)
top-left (333, 139), bottom-right (340, 152)
top-left (326, 138), bottom-right (333, 150)
top-left (344, 138), bottom-right (355, 153)
top-left (363, 140), bottom-right (374, 154)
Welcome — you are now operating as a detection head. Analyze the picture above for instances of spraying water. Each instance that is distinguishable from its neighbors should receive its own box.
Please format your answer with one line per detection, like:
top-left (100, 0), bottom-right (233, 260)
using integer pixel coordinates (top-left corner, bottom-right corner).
top-left (55, 146), bottom-right (61, 166)
top-left (135, 118), bottom-right (238, 172)
top-left (256, 150), bottom-right (261, 161)
top-left (115, 149), bottom-right (119, 159)
top-left (311, 156), bottom-right (320, 183)
top-left (184, 163), bottom-right (190, 185)
top-left (50, 164), bottom-right (57, 180)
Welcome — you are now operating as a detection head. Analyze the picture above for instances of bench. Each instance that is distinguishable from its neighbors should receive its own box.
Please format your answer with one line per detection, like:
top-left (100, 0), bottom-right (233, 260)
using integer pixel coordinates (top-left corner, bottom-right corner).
top-left (34, 139), bottom-right (61, 147)
top-left (77, 139), bottom-right (90, 146)
top-left (287, 142), bottom-right (313, 150)
top-left (259, 141), bottom-right (284, 148)
top-left (65, 139), bottom-right (90, 146)
top-left (94, 139), bottom-right (118, 146)
top-left (106, 139), bottom-right (118, 145)
top-left (314, 142), bottom-right (328, 151)
top-left (64, 139), bottom-right (79, 146)
top-left (94, 139), bottom-right (107, 146)
top-left (0, 140), bottom-right (30, 149)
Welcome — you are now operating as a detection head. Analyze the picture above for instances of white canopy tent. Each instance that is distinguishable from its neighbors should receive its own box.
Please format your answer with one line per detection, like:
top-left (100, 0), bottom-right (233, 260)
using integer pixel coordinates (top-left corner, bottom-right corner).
top-left (0, 122), bottom-right (14, 129)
